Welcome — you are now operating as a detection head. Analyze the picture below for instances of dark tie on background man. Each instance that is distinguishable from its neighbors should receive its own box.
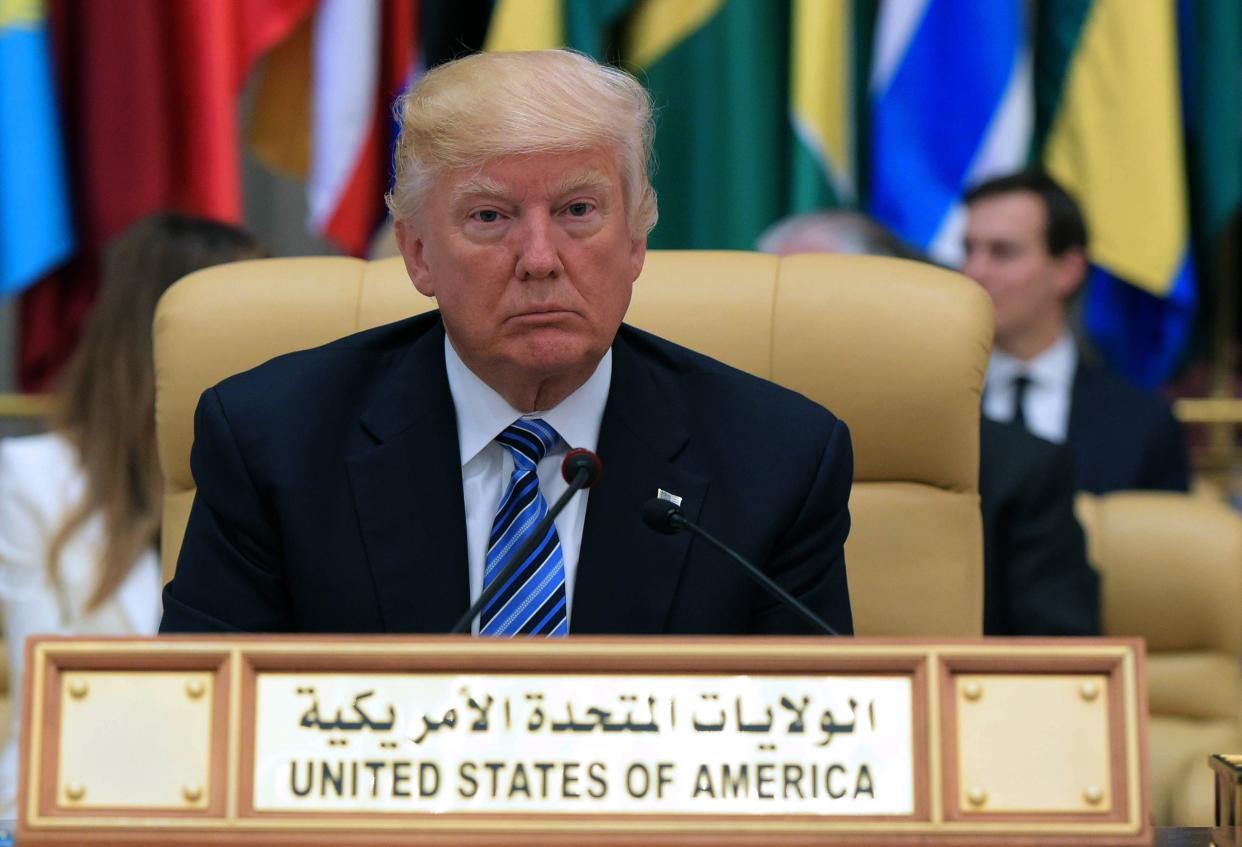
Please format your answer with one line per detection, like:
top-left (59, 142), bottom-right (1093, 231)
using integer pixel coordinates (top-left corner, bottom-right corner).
top-left (1010, 374), bottom-right (1031, 431)
top-left (481, 418), bottom-right (569, 637)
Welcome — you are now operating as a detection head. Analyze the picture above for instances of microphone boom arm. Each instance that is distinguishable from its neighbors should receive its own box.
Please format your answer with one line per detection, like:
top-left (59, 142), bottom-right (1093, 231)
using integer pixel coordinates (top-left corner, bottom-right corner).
top-left (644, 500), bottom-right (841, 637)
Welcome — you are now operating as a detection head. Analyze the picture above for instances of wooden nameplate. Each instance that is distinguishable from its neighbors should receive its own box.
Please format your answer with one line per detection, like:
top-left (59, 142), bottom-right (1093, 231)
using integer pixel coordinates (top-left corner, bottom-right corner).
top-left (18, 636), bottom-right (1150, 845)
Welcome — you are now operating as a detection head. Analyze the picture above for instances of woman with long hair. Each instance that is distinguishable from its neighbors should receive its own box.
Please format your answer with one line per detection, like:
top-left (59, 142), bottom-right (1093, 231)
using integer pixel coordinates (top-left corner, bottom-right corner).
top-left (0, 212), bottom-right (263, 815)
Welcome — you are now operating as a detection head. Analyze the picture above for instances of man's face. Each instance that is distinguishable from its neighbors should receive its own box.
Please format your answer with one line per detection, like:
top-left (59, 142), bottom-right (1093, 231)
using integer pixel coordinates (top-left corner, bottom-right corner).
top-left (397, 147), bottom-right (646, 396)
top-left (962, 191), bottom-right (1081, 348)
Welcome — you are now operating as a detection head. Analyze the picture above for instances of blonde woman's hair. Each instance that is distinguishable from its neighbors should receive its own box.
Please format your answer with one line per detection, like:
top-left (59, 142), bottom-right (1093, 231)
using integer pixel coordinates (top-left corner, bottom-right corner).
top-left (48, 213), bottom-right (262, 612)
top-left (386, 49), bottom-right (658, 237)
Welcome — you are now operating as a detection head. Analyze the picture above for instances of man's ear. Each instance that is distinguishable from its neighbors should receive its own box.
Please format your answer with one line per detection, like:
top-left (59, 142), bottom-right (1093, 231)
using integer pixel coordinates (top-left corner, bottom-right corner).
top-left (1052, 246), bottom-right (1088, 300)
top-left (395, 219), bottom-right (434, 297)
top-left (627, 234), bottom-right (647, 284)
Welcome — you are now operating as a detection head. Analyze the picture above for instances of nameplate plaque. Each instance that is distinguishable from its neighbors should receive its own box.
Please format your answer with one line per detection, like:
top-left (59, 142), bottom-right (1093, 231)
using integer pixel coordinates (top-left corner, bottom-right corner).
top-left (253, 672), bottom-right (913, 814)
top-left (18, 636), bottom-right (1151, 846)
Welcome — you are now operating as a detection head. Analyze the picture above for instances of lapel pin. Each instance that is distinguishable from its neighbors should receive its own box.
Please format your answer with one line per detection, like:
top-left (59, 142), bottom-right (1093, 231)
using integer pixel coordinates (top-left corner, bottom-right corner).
top-left (656, 488), bottom-right (683, 507)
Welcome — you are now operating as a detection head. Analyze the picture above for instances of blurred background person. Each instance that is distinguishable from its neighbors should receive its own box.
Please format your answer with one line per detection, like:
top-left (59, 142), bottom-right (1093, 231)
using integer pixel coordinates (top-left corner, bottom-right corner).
top-left (0, 212), bottom-right (263, 817)
top-left (962, 171), bottom-right (1190, 494)
top-left (758, 210), bottom-right (1098, 638)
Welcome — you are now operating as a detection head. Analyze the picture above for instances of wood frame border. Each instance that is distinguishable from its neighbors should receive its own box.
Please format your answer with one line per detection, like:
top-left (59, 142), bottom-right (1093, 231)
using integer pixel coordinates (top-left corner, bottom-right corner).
top-left (17, 635), bottom-right (1151, 847)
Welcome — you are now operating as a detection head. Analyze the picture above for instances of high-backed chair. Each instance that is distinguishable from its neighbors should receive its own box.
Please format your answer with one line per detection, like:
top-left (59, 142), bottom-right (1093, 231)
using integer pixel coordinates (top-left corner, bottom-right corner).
top-left (154, 252), bottom-right (992, 635)
top-left (1075, 491), bottom-right (1242, 825)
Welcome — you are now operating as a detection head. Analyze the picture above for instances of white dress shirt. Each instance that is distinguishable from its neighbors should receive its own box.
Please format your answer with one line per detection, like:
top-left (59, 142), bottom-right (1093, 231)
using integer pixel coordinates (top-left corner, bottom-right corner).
top-left (444, 337), bottom-right (611, 631)
top-left (983, 332), bottom-right (1078, 444)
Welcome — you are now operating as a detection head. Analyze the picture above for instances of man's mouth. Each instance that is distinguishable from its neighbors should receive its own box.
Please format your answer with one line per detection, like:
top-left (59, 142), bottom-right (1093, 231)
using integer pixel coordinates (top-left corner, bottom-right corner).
top-left (511, 306), bottom-right (575, 320)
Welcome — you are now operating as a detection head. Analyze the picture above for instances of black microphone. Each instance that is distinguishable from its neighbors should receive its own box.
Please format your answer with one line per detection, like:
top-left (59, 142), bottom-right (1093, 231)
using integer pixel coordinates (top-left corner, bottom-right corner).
top-left (641, 497), bottom-right (842, 637)
top-left (451, 448), bottom-right (603, 635)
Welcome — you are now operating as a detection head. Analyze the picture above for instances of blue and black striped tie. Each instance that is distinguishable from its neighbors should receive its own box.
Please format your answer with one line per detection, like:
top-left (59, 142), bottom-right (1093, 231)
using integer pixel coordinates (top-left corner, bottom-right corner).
top-left (480, 418), bottom-right (569, 637)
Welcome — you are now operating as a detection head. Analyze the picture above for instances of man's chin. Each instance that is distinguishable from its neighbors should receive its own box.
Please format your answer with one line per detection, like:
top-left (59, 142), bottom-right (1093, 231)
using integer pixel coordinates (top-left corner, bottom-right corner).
top-left (505, 336), bottom-right (606, 379)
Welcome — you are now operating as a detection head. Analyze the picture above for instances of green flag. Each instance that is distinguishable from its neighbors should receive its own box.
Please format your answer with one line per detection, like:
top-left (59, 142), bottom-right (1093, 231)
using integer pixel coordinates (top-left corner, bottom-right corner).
top-left (624, 0), bottom-right (789, 250)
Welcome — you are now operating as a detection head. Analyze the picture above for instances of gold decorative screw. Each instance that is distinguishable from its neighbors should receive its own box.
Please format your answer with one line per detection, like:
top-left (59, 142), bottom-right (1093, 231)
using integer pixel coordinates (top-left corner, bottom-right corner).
top-left (1084, 785), bottom-right (1104, 805)
top-left (67, 678), bottom-right (89, 699)
top-left (64, 783), bottom-right (85, 802)
top-left (1079, 681), bottom-right (1100, 702)
top-left (185, 678), bottom-right (206, 699)
top-left (183, 784), bottom-right (203, 803)
top-left (967, 787), bottom-right (988, 807)
top-left (962, 682), bottom-right (983, 702)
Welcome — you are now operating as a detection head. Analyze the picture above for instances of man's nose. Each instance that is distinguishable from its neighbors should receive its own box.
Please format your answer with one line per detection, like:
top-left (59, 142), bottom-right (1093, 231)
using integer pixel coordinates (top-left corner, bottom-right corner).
top-left (961, 251), bottom-right (987, 284)
top-left (514, 213), bottom-right (564, 280)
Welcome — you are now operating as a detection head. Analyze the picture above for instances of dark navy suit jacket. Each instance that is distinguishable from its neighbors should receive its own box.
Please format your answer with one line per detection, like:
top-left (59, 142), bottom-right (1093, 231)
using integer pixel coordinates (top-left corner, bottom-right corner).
top-left (979, 419), bottom-right (1098, 636)
top-left (160, 313), bottom-right (854, 635)
top-left (1067, 360), bottom-right (1189, 494)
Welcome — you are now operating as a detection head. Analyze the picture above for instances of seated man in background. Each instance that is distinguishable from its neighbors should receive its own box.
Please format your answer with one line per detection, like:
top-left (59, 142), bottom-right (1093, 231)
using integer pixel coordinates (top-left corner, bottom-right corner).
top-left (962, 171), bottom-right (1189, 494)
top-left (160, 49), bottom-right (854, 637)
top-left (758, 211), bottom-right (1098, 637)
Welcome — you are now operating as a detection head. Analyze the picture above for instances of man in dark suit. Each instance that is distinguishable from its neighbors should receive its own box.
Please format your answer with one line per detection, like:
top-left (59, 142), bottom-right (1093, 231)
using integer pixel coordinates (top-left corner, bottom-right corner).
top-left (758, 210), bottom-right (1097, 637)
top-left (159, 49), bottom-right (853, 636)
top-left (979, 419), bottom-right (1098, 636)
top-left (963, 171), bottom-right (1189, 494)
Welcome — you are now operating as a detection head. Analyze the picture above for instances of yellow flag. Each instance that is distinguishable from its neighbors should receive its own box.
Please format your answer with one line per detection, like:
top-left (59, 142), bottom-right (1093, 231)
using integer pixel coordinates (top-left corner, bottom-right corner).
top-left (1043, 1), bottom-right (1187, 294)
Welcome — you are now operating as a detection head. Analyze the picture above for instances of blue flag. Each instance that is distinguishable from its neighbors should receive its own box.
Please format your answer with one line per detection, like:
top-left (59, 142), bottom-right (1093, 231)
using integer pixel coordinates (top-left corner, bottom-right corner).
top-left (868, 0), bottom-right (1031, 265)
top-left (1, 1), bottom-right (74, 295)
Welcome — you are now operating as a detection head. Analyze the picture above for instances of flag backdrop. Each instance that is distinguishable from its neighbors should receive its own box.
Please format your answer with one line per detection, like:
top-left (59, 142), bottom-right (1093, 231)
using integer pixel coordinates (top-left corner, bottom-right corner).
top-left (1179, 0), bottom-right (1242, 359)
top-left (0, 0), bottom-right (74, 296)
top-left (308, 0), bottom-right (416, 256)
top-left (868, 0), bottom-right (1032, 266)
top-left (246, 0), bottom-right (416, 257)
top-left (6, 0), bottom-right (1239, 390)
top-left (1037, 0), bottom-right (1197, 388)
top-left (788, 0), bottom-right (855, 212)
top-left (18, 0), bottom-right (312, 389)
top-left (632, 0), bottom-right (789, 250)
top-left (479, 0), bottom-right (1236, 386)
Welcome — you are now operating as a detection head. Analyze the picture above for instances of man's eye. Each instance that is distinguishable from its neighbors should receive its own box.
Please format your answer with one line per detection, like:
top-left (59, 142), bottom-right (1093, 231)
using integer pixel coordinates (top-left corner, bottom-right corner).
top-left (565, 202), bottom-right (593, 217)
top-left (474, 210), bottom-right (502, 223)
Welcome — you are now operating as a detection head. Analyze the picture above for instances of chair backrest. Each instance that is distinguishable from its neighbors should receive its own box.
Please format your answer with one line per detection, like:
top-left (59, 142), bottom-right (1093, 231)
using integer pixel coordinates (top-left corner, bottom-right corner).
top-left (1075, 491), bottom-right (1242, 721)
top-left (154, 251), bottom-right (992, 635)
top-left (1075, 490), bottom-right (1242, 825)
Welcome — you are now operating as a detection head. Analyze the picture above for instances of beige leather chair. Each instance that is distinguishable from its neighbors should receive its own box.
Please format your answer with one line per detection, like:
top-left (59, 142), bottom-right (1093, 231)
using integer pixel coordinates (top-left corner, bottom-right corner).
top-left (1076, 491), bottom-right (1242, 825)
top-left (154, 251), bottom-right (992, 635)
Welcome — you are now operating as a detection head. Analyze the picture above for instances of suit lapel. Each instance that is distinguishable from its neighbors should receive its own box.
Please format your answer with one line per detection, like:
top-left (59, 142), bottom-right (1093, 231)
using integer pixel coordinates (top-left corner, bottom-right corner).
top-left (346, 320), bottom-right (470, 632)
top-left (573, 330), bottom-right (707, 634)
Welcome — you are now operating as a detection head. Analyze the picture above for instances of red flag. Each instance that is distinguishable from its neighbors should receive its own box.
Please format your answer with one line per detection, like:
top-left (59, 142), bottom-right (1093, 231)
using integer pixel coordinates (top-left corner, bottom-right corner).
top-left (19, 0), bottom-right (315, 390)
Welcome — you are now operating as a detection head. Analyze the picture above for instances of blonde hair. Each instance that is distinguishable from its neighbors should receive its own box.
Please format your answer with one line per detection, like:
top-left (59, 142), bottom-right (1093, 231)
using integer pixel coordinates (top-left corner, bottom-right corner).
top-left (386, 50), bottom-right (657, 237)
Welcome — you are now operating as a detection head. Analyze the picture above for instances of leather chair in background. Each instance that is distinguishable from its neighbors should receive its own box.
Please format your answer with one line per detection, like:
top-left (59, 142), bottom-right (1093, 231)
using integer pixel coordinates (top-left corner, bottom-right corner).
top-left (154, 251), bottom-right (993, 636)
top-left (1077, 491), bottom-right (1242, 825)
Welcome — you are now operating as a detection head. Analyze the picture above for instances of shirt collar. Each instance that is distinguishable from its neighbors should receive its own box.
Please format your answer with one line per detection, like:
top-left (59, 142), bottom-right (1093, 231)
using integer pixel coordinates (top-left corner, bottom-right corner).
top-left (444, 335), bottom-right (613, 467)
top-left (987, 331), bottom-right (1077, 392)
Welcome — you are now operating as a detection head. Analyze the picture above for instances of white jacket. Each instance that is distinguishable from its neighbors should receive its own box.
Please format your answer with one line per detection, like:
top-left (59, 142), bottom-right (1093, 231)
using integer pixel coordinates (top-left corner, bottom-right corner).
top-left (0, 432), bottom-right (160, 818)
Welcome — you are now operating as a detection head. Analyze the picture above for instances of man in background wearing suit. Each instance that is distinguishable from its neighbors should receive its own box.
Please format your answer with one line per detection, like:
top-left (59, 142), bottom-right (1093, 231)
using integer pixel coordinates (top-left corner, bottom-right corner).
top-left (758, 210), bottom-right (1097, 637)
top-left (963, 171), bottom-right (1189, 494)
top-left (160, 49), bottom-right (854, 637)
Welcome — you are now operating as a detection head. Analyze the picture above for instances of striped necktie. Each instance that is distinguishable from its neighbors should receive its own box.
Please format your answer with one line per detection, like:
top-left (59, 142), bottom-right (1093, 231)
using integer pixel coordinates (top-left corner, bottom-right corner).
top-left (480, 418), bottom-right (569, 637)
